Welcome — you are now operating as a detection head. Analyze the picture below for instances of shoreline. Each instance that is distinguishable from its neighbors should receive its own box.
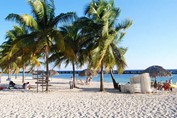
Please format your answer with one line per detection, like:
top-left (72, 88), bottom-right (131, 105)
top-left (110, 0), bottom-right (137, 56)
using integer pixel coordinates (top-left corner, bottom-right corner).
top-left (2, 73), bottom-right (176, 85)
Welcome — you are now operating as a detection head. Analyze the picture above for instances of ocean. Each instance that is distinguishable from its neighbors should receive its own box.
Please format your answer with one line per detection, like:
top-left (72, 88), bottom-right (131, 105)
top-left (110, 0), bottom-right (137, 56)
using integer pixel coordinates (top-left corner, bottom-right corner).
top-left (56, 74), bottom-right (177, 84)
top-left (5, 73), bottom-right (177, 84)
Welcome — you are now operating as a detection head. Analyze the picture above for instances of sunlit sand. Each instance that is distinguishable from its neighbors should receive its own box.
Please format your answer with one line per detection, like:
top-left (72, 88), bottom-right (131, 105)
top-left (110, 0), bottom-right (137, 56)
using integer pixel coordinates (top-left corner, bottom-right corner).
top-left (0, 76), bottom-right (176, 117)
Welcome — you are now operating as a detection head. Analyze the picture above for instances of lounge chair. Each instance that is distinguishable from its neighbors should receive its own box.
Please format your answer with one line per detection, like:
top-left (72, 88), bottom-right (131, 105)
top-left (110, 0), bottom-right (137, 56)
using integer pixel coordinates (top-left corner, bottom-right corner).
top-left (77, 80), bottom-right (85, 85)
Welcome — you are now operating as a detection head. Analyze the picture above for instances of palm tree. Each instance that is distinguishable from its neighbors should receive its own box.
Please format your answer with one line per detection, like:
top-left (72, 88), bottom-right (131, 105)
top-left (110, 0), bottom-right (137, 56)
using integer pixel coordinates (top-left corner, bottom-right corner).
top-left (85, 0), bottom-right (132, 91)
top-left (0, 26), bottom-right (26, 79)
top-left (48, 15), bottom-right (103, 88)
top-left (49, 19), bottom-right (86, 88)
top-left (6, 0), bottom-right (76, 91)
top-left (0, 25), bottom-right (41, 83)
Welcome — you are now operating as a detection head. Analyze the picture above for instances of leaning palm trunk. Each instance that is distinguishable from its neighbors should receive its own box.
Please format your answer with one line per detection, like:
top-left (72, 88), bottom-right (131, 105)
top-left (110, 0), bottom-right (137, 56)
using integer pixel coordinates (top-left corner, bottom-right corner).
top-left (72, 61), bottom-right (76, 88)
top-left (100, 64), bottom-right (104, 91)
top-left (110, 69), bottom-right (120, 90)
top-left (45, 46), bottom-right (49, 91)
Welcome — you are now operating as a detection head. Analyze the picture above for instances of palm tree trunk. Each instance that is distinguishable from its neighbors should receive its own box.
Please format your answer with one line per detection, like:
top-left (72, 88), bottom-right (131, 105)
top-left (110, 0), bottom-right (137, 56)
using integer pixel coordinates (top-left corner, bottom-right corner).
top-left (110, 69), bottom-right (118, 89)
top-left (100, 63), bottom-right (104, 91)
top-left (8, 69), bottom-right (10, 79)
top-left (15, 73), bottom-right (17, 79)
top-left (8, 65), bottom-right (11, 79)
top-left (72, 61), bottom-right (76, 88)
top-left (22, 66), bottom-right (25, 83)
top-left (45, 46), bottom-right (49, 91)
top-left (110, 69), bottom-right (120, 91)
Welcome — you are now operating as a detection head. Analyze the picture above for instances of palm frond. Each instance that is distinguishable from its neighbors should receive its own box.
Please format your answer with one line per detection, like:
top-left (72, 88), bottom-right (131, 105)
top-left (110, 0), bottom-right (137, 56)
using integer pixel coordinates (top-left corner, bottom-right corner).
top-left (51, 12), bottom-right (77, 27)
top-left (115, 19), bottom-right (133, 31)
top-left (29, 0), bottom-right (44, 22)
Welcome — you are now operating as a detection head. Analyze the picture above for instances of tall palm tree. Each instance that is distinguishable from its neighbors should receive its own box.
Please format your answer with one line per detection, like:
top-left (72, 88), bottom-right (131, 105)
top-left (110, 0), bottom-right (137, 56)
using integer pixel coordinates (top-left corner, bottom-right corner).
top-left (0, 25), bottom-right (41, 83)
top-left (85, 0), bottom-right (132, 91)
top-left (49, 16), bottom-right (103, 88)
top-left (49, 21), bottom-right (85, 88)
top-left (6, 0), bottom-right (76, 91)
top-left (0, 26), bottom-right (26, 79)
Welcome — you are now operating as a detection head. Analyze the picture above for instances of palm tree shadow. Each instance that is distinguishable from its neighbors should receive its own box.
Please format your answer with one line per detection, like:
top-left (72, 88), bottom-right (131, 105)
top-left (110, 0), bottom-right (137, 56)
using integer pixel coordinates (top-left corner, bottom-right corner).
top-left (78, 87), bottom-right (100, 93)
top-left (50, 82), bottom-right (69, 85)
top-left (78, 87), bottom-right (121, 93)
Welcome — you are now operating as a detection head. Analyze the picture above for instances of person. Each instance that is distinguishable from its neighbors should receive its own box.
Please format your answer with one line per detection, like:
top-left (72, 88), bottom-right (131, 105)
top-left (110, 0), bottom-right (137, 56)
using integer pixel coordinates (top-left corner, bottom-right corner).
top-left (163, 80), bottom-right (171, 91)
top-left (6, 78), bottom-right (11, 81)
top-left (169, 78), bottom-right (173, 91)
top-left (154, 79), bottom-right (157, 88)
top-left (169, 78), bottom-right (172, 84)
top-left (8, 81), bottom-right (16, 89)
top-left (157, 82), bottom-right (163, 90)
top-left (22, 82), bottom-right (32, 90)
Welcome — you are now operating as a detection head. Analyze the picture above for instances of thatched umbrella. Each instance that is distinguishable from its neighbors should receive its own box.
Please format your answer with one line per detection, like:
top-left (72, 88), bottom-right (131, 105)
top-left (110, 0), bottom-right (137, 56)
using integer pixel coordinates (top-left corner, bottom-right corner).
top-left (31, 70), bottom-right (59, 77)
top-left (142, 65), bottom-right (171, 78)
top-left (30, 70), bottom-right (44, 75)
top-left (49, 70), bottom-right (59, 76)
top-left (79, 69), bottom-right (97, 77)
top-left (142, 65), bottom-right (172, 88)
top-left (41, 70), bottom-right (59, 77)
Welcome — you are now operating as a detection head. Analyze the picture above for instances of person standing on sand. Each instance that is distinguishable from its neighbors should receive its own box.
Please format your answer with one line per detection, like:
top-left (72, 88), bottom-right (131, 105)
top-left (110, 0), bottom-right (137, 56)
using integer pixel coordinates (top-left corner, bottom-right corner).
top-left (169, 78), bottom-right (172, 84)
top-left (169, 78), bottom-right (173, 91)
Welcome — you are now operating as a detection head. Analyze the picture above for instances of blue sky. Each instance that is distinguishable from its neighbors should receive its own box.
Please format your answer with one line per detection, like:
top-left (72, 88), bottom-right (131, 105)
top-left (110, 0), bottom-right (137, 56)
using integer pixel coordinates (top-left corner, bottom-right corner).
top-left (0, 0), bottom-right (177, 70)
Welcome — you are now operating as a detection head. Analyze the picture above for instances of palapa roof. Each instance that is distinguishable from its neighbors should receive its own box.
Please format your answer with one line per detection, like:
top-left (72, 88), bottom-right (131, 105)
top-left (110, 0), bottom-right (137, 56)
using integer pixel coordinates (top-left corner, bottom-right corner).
top-left (79, 69), bottom-right (97, 77)
top-left (142, 65), bottom-right (171, 78)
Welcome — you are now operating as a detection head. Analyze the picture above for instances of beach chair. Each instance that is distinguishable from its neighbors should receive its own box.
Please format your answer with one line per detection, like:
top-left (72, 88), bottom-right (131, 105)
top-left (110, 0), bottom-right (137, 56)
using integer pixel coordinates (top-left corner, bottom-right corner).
top-left (129, 75), bottom-right (142, 93)
top-left (77, 80), bottom-right (85, 85)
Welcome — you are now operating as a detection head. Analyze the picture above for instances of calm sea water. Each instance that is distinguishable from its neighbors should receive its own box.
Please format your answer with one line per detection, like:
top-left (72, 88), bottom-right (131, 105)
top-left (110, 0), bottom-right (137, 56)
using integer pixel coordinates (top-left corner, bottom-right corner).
top-left (55, 74), bottom-right (177, 84)
top-left (5, 73), bottom-right (177, 84)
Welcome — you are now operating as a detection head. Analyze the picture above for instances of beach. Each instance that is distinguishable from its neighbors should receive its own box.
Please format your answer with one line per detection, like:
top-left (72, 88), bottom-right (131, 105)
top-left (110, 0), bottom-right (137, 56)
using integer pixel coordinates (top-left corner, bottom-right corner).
top-left (0, 77), bottom-right (177, 118)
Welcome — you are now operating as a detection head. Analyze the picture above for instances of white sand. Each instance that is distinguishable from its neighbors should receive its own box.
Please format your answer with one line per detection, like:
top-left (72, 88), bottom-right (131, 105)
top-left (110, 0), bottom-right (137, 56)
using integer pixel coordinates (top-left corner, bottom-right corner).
top-left (0, 76), bottom-right (177, 118)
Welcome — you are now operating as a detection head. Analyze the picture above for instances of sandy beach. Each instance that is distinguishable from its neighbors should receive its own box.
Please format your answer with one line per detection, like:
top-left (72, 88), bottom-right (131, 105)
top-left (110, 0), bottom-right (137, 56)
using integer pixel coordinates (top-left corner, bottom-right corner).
top-left (0, 76), bottom-right (177, 118)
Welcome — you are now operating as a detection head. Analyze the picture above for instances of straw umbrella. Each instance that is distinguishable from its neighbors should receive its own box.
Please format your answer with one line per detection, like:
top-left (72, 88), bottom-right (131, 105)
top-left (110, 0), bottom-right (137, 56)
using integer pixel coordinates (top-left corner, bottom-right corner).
top-left (142, 65), bottom-right (171, 78)
top-left (39, 70), bottom-right (59, 77)
top-left (31, 70), bottom-right (59, 78)
top-left (142, 65), bottom-right (172, 88)
top-left (49, 70), bottom-right (59, 76)
top-left (79, 69), bottom-right (97, 77)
